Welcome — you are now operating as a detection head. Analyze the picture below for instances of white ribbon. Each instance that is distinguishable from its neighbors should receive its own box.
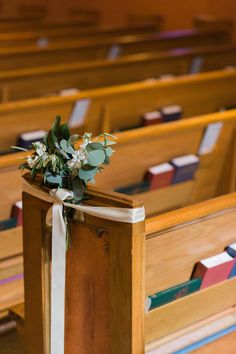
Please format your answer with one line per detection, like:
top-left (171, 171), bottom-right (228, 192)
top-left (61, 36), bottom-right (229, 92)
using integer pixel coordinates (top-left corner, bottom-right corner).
top-left (23, 181), bottom-right (145, 354)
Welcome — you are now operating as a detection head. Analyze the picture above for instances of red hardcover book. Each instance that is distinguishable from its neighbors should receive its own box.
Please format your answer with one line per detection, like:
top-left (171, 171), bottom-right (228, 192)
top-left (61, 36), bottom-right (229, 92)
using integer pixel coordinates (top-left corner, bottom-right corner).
top-left (193, 252), bottom-right (234, 289)
top-left (142, 111), bottom-right (163, 126)
top-left (146, 163), bottom-right (174, 190)
top-left (11, 201), bottom-right (23, 227)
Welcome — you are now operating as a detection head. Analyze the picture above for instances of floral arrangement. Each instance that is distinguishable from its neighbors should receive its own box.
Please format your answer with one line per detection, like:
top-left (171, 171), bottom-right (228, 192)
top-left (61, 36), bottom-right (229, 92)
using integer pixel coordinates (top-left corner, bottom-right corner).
top-left (17, 116), bottom-right (116, 203)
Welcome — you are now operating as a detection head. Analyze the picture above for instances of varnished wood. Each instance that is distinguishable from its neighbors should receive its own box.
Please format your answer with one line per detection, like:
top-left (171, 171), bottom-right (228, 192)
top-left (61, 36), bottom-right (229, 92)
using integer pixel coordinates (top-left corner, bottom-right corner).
top-left (146, 204), bottom-right (236, 295)
top-left (1, 69), bottom-right (236, 149)
top-left (146, 307), bottom-right (236, 353)
top-left (0, 227), bottom-right (22, 261)
top-left (0, 27), bottom-right (230, 71)
top-left (0, 23), bottom-right (159, 47)
top-left (145, 278), bottom-right (236, 343)
top-left (23, 186), bottom-right (145, 354)
top-left (1, 107), bottom-right (236, 218)
top-left (23, 193), bottom-right (51, 354)
top-left (1, 44), bottom-right (236, 102)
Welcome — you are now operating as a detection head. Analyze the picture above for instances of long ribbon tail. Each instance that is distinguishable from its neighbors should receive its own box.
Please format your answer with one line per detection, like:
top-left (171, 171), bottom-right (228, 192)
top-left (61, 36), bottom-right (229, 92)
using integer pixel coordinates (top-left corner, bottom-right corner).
top-left (51, 203), bottom-right (66, 354)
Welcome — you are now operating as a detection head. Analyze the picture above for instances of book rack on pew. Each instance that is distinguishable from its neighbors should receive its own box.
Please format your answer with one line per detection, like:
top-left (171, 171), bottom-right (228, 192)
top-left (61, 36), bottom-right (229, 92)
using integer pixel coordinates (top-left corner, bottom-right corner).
top-left (10, 185), bottom-right (236, 353)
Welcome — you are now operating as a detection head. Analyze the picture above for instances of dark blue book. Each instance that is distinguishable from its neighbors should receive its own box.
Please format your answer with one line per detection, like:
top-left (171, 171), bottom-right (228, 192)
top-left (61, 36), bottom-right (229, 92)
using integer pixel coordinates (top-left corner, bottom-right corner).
top-left (115, 181), bottom-right (150, 195)
top-left (160, 105), bottom-right (183, 122)
top-left (227, 243), bottom-right (236, 278)
top-left (17, 130), bottom-right (46, 149)
top-left (0, 218), bottom-right (17, 231)
top-left (145, 278), bottom-right (202, 311)
top-left (171, 155), bottom-right (199, 184)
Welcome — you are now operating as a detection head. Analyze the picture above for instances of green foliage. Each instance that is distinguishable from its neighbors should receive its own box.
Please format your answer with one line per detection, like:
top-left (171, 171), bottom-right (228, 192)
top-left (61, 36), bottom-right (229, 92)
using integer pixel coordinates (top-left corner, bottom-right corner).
top-left (17, 116), bottom-right (117, 203)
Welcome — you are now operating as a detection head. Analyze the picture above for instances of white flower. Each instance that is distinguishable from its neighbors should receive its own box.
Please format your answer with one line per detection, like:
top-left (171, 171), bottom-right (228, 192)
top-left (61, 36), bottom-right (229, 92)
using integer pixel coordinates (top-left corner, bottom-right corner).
top-left (33, 142), bottom-right (47, 157)
top-left (81, 133), bottom-right (92, 148)
top-left (50, 154), bottom-right (57, 164)
top-left (27, 155), bottom-right (39, 168)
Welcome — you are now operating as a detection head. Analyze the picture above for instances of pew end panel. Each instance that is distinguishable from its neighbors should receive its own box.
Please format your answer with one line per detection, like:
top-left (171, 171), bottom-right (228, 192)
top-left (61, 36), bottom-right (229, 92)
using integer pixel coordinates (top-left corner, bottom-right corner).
top-left (22, 184), bottom-right (145, 354)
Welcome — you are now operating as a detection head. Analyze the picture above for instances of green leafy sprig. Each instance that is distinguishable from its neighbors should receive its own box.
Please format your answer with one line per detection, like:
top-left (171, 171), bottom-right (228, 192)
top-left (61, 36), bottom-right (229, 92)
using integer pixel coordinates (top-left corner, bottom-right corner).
top-left (18, 116), bottom-right (116, 203)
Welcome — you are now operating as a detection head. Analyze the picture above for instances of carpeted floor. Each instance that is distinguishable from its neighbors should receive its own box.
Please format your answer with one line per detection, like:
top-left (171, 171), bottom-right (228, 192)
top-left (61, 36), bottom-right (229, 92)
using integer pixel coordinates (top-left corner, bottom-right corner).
top-left (0, 330), bottom-right (25, 354)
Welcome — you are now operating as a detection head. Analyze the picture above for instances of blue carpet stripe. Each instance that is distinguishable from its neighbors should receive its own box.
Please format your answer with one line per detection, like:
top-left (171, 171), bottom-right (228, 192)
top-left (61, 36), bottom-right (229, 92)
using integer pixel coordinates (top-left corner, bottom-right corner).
top-left (173, 324), bottom-right (236, 354)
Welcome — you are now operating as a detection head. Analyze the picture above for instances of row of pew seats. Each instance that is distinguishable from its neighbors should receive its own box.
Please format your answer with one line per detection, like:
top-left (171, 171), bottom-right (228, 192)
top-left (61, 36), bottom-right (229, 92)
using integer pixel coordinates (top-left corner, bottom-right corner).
top-left (0, 14), bottom-right (235, 353)
top-left (0, 69), bottom-right (236, 150)
top-left (0, 44), bottom-right (236, 102)
top-left (0, 26), bottom-right (231, 71)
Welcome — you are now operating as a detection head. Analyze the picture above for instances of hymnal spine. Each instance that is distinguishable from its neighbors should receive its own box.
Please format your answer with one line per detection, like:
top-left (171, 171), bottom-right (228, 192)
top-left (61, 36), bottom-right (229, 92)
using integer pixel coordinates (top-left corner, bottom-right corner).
top-left (146, 278), bottom-right (202, 311)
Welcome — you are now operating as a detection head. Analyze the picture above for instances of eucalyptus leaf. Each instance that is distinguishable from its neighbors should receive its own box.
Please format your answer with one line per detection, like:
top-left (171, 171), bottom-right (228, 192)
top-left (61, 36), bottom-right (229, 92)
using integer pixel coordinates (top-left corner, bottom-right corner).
top-left (79, 166), bottom-right (98, 183)
top-left (86, 142), bottom-right (104, 152)
top-left (60, 139), bottom-right (75, 155)
top-left (105, 147), bottom-right (114, 157)
top-left (46, 173), bottom-right (62, 187)
top-left (101, 140), bottom-right (117, 146)
top-left (88, 150), bottom-right (105, 167)
top-left (68, 134), bottom-right (79, 146)
top-left (104, 155), bottom-right (110, 165)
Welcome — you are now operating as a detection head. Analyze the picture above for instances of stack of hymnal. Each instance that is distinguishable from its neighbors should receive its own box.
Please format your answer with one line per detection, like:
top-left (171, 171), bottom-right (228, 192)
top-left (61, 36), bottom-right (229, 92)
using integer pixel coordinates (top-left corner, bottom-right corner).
top-left (145, 163), bottom-right (174, 190)
top-left (145, 278), bottom-right (201, 311)
top-left (160, 105), bottom-right (182, 122)
top-left (171, 155), bottom-right (199, 183)
top-left (17, 130), bottom-right (46, 149)
top-left (193, 252), bottom-right (234, 289)
top-left (142, 111), bottom-right (163, 126)
top-left (227, 243), bottom-right (236, 278)
top-left (141, 105), bottom-right (182, 127)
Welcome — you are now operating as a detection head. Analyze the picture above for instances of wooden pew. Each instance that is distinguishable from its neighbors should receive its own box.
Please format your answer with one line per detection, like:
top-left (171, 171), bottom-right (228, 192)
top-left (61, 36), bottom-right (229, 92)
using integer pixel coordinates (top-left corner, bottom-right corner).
top-left (1, 69), bottom-right (236, 151)
top-left (0, 15), bottom-right (100, 33)
top-left (0, 158), bottom-right (23, 319)
top-left (0, 23), bottom-right (161, 48)
top-left (0, 27), bottom-right (231, 71)
top-left (17, 182), bottom-right (236, 353)
top-left (17, 4), bottom-right (46, 18)
top-left (1, 106), bottom-right (236, 321)
top-left (1, 44), bottom-right (236, 102)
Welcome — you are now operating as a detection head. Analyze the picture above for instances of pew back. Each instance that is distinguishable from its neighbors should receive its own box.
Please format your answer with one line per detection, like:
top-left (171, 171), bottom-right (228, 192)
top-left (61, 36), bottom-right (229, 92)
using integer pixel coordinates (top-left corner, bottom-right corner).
top-left (1, 44), bottom-right (236, 102)
top-left (0, 69), bottom-right (236, 150)
top-left (0, 27), bottom-right (231, 70)
top-left (0, 22), bottom-right (161, 48)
